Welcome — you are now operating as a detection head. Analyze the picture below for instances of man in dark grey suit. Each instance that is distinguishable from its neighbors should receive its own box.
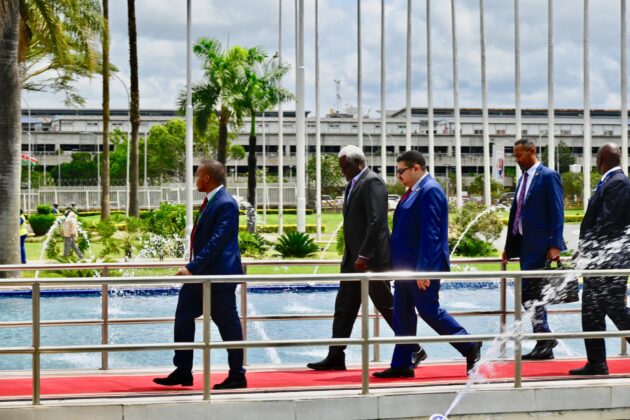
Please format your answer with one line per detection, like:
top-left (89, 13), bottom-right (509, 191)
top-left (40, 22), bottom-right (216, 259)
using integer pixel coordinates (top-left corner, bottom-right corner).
top-left (307, 145), bottom-right (426, 370)
top-left (570, 143), bottom-right (630, 376)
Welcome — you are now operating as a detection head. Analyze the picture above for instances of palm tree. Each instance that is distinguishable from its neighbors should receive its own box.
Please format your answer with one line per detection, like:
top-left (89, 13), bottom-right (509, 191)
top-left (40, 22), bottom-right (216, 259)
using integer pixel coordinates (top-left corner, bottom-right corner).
top-left (0, 0), bottom-right (22, 270)
top-left (240, 53), bottom-right (292, 232)
top-left (100, 0), bottom-right (110, 220)
top-left (188, 38), bottom-right (250, 165)
top-left (19, 0), bottom-right (103, 106)
top-left (127, 0), bottom-right (140, 216)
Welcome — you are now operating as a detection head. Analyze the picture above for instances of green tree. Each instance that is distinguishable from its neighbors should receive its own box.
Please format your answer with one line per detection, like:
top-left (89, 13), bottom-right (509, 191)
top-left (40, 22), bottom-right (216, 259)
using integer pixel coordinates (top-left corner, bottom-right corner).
top-left (240, 52), bottom-right (292, 232)
top-left (0, 0), bottom-right (22, 269)
top-left (466, 174), bottom-right (503, 200)
top-left (108, 129), bottom-right (128, 183)
top-left (307, 154), bottom-right (345, 195)
top-left (57, 152), bottom-right (98, 183)
top-left (185, 38), bottom-right (251, 165)
top-left (142, 119), bottom-right (186, 182)
top-left (541, 141), bottom-right (576, 173)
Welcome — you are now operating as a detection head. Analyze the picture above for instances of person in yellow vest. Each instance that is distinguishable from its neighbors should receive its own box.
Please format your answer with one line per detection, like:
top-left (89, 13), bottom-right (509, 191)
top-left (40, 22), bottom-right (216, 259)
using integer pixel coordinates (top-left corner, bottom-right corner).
top-left (19, 209), bottom-right (28, 264)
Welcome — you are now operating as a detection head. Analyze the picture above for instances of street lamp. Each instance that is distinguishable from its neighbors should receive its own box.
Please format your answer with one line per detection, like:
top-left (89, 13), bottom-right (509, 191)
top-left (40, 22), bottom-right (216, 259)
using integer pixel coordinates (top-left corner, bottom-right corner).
top-left (22, 97), bottom-right (32, 214)
top-left (111, 72), bottom-right (131, 214)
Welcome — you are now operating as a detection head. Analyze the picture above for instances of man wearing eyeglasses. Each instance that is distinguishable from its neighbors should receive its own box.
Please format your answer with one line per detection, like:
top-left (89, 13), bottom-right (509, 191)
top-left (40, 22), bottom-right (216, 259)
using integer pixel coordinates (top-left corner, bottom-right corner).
top-left (307, 145), bottom-right (427, 371)
top-left (374, 150), bottom-right (481, 378)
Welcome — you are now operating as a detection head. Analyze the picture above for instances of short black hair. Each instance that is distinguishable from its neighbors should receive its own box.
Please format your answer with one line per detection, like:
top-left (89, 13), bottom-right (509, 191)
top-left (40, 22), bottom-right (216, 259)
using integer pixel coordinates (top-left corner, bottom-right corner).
top-left (397, 150), bottom-right (427, 170)
top-left (514, 138), bottom-right (536, 151)
top-left (198, 159), bottom-right (226, 185)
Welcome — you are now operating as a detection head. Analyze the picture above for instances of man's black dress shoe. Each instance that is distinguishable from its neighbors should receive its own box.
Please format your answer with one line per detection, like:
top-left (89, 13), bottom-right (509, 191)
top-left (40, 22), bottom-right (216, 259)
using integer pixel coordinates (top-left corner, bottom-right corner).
top-left (569, 362), bottom-right (609, 376)
top-left (306, 354), bottom-right (346, 371)
top-left (153, 369), bottom-right (193, 386)
top-left (373, 367), bottom-right (414, 378)
top-left (466, 342), bottom-right (482, 373)
top-left (522, 339), bottom-right (558, 360)
top-left (213, 375), bottom-right (247, 390)
top-left (412, 347), bottom-right (428, 368)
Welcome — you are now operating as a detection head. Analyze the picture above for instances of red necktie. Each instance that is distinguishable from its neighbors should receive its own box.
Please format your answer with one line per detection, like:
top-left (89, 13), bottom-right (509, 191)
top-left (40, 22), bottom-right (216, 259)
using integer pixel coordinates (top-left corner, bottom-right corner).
top-left (400, 188), bottom-right (412, 202)
top-left (189, 196), bottom-right (208, 261)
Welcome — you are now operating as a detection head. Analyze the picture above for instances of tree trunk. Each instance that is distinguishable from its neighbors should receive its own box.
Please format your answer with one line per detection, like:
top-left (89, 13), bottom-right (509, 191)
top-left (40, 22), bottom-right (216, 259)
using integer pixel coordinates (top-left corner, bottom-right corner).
top-left (247, 116), bottom-right (257, 233)
top-left (100, 0), bottom-right (111, 220)
top-left (217, 107), bottom-right (228, 165)
top-left (0, 0), bottom-right (21, 273)
top-left (127, 0), bottom-right (140, 217)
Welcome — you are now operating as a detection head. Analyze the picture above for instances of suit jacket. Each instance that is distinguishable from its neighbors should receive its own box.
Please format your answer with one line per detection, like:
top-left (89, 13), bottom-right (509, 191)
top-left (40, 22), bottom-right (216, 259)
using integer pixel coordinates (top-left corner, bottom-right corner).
top-left (579, 169), bottom-right (630, 269)
top-left (505, 164), bottom-right (565, 269)
top-left (341, 168), bottom-right (390, 273)
top-left (390, 174), bottom-right (449, 272)
top-left (186, 187), bottom-right (243, 289)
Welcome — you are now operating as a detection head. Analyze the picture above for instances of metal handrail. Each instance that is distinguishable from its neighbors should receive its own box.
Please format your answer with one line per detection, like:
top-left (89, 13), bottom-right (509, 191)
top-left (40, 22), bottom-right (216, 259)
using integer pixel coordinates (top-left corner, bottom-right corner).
top-left (3, 262), bottom-right (630, 404)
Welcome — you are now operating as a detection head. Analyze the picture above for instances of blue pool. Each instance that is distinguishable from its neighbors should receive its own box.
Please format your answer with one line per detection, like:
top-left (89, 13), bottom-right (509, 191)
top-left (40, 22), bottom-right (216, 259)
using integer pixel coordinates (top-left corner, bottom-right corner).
top-left (0, 284), bottom-right (619, 371)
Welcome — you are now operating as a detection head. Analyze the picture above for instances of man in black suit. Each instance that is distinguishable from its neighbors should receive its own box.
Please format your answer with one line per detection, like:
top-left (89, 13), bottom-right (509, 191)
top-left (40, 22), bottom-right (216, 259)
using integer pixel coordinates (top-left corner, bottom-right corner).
top-left (307, 145), bottom-right (426, 370)
top-left (570, 143), bottom-right (630, 376)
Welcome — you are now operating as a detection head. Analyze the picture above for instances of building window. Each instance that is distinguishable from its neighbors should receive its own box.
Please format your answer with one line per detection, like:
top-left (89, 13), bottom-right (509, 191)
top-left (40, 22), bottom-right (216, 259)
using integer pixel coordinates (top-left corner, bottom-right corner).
top-left (560, 129), bottom-right (571, 136)
top-left (604, 130), bottom-right (614, 136)
top-left (521, 129), bottom-right (528, 135)
top-left (474, 129), bottom-right (483, 135)
top-left (495, 129), bottom-right (506, 135)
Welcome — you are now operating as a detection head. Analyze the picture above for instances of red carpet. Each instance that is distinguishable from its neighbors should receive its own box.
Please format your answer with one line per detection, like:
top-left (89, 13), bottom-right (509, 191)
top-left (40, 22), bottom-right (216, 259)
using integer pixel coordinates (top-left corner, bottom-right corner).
top-left (2, 358), bottom-right (630, 400)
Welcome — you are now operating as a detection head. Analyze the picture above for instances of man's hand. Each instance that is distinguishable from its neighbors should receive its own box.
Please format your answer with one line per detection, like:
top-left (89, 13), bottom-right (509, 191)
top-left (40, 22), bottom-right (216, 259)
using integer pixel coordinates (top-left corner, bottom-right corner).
top-left (547, 247), bottom-right (561, 261)
top-left (354, 256), bottom-right (369, 272)
top-left (417, 279), bottom-right (430, 291)
top-left (176, 267), bottom-right (192, 276)
top-left (501, 250), bottom-right (509, 265)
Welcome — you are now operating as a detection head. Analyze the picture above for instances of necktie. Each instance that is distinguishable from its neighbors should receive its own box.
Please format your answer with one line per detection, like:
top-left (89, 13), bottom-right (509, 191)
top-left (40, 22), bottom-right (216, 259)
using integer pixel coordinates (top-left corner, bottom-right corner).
top-left (512, 171), bottom-right (529, 236)
top-left (346, 178), bottom-right (358, 203)
top-left (189, 196), bottom-right (209, 261)
top-left (594, 178), bottom-right (604, 192)
top-left (400, 188), bottom-right (412, 203)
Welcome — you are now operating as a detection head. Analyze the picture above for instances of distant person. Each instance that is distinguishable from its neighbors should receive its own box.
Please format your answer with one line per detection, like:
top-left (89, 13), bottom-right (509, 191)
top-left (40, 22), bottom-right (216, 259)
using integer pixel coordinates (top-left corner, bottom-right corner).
top-left (307, 145), bottom-right (427, 371)
top-left (61, 208), bottom-right (84, 259)
top-left (374, 151), bottom-right (480, 378)
top-left (70, 202), bottom-right (77, 213)
top-left (570, 143), bottom-right (630, 376)
top-left (154, 159), bottom-right (246, 390)
top-left (503, 138), bottom-right (565, 360)
top-left (52, 203), bottom-right (60, 216)
top-left (19, 209), bottom-right (28, 264)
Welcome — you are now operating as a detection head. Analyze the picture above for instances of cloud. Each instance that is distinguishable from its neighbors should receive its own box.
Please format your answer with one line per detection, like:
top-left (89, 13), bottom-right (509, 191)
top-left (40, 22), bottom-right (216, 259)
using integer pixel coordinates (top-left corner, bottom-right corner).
top-left (22, 0), bottom-right (630, 115)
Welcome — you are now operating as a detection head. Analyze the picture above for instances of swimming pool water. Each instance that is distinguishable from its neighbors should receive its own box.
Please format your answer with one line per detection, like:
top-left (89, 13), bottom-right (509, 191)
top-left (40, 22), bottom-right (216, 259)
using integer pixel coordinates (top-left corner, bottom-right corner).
top-left (0, 286), bottom-right (616, 371)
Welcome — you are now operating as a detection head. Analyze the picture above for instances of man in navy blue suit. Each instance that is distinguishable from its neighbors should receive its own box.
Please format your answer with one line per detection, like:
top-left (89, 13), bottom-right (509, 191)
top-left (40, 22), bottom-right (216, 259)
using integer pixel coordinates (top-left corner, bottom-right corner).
top-left (503, 138), bottom-right (565, 360)
top-left (154, 159), bottom-right (246, 389)
top-left (374, 150), bottom-right (481, 378)
top-left (570, 143), bottom-right (630, 375)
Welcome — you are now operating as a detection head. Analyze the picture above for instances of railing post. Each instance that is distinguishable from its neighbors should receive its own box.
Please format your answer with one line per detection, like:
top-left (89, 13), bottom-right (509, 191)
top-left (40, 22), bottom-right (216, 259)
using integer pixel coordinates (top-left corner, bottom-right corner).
top-left (360, 276), bottom-right (370, 395)
top-left (622, 292), bottom-right (628, 356)
top-left (101, 267), bottom-right (109, 370)
top-left (372, 307), bottom-right (380, 362)
top-left (514, 275), bottom-right (522, 388)
top-left (32, 282), bottom-right (41, 405)
top-left (203, 280), bottom-right (211, 401)
top-left (241, 264), bottom-right (248, 366)
top-left (499, 261), bottom-right (507, 358)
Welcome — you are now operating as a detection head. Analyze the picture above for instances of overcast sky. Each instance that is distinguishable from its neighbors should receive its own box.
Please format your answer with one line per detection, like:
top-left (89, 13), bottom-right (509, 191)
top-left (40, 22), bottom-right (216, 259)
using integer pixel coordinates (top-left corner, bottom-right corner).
top-left (23, 0), bottom-right (630, 115)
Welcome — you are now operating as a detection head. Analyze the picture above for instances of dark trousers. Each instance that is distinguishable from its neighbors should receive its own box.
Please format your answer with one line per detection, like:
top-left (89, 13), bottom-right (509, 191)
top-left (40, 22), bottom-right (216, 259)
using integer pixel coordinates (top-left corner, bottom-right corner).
top-left (391, 280), bottom-right (474, 368)
top-left (20, 235), bottom-right (27, 264)
top-left (522, 278), bottom-right (551, 334)
top-left (173, 283), bottom-right (245, 377)
top-left (329, 279), bottom-right (419, 355)
top-left (582, 276), bottom-right (630, 364)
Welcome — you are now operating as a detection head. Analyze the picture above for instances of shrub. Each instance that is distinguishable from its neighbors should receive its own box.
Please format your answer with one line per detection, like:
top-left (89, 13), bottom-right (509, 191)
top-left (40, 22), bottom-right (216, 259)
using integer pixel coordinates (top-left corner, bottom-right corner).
top-left (28, 213), bottom-right (57, 236)
top-left (36, 205), bottom-right (52, 215)
top-left (336, 228), bottom-right (345, 255)
top-left (144, 203), bottom-right (186, 237)
top-left (240, 224), bottom-right (323, 233)
top-left (449, 235), bottom-right (496, 257)
top-left (238, 232), bottom-right (271, 258)
top-left (274, 232), bottom-right (320, 258)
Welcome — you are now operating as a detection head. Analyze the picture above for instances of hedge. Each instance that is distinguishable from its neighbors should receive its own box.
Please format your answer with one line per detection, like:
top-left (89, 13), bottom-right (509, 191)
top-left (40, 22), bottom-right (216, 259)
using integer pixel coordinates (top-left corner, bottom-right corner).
top-left (239, 208), bottom-right (314, 215)
top-left (28, 214), bottom-right (57, 236)
top-left (239, 224), bottom-right (323, 233)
